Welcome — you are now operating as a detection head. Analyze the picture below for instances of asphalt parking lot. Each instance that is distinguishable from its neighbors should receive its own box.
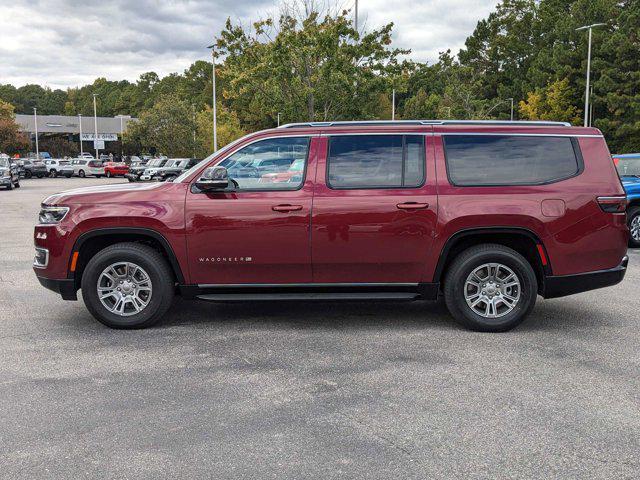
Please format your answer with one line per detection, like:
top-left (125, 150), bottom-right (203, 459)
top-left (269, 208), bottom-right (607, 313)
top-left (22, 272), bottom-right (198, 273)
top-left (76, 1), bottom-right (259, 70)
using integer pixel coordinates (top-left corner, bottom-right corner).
top-left (0, 177), bottom-right (638, 479)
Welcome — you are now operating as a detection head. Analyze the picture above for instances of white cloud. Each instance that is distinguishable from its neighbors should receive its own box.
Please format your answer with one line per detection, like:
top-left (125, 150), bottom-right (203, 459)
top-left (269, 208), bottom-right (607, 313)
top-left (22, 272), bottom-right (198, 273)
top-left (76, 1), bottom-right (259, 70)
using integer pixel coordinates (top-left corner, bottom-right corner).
top-left (0, 0), bottom-right (499, 89)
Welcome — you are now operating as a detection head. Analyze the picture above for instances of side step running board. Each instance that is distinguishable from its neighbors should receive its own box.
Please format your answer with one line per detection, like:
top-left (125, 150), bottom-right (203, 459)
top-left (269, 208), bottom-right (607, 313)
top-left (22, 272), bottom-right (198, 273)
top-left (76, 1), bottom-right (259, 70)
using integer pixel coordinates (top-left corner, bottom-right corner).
top-left (197, 292), bottom-right (420, 302)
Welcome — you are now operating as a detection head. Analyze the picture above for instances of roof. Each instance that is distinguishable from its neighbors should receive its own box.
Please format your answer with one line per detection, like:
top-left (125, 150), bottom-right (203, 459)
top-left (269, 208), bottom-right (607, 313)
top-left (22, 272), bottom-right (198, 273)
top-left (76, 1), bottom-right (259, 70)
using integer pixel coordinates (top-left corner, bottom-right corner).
top-left (15, 114), bottom-right (136, 135)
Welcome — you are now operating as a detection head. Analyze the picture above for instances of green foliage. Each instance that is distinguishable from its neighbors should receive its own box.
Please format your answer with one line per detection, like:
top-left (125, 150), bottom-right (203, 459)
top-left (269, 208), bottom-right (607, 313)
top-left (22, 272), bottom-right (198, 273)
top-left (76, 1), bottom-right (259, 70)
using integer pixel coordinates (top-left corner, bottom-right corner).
top-left (195, 104), bottom-right (245, 157)
top-left (519, 78), bottom-right (582, 124)
top-left (126, 95), bottom-right (197, 157)
top-left (0, 99), bottom-right (29, 154)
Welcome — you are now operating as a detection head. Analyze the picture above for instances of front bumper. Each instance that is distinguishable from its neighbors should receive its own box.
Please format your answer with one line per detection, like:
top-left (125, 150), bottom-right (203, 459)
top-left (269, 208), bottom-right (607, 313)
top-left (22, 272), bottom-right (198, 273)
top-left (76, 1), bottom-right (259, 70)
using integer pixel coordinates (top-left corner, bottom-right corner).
top-left (36, 276), bottom-right (78, 300)
top-left (0, 177), bottom-right (11, 185)
top-left (543, 256), bottom-right (629, 299)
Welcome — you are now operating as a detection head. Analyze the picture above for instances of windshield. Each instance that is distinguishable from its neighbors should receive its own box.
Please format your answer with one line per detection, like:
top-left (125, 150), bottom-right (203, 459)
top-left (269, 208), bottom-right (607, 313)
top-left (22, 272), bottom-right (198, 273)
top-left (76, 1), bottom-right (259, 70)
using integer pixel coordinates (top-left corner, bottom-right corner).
top-left (616, 157), bottom-right (640, 177)
top-left (163, 160), bottom-right (177, 168)
top-left (147, 159), bottom-right (164, 167)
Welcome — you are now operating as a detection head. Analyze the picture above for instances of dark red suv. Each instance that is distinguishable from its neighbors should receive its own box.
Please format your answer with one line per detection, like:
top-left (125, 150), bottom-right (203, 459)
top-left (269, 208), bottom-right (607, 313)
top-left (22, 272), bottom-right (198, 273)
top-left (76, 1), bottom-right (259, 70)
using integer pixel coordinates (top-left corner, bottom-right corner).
top-left (33, 120), bottom-right (629, 331)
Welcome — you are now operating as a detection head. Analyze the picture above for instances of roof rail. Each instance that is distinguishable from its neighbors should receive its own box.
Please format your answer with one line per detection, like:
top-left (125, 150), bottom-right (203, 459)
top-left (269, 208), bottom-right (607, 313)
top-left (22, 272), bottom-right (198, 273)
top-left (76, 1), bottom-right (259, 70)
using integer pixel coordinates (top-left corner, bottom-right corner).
top-left (278, 120), bottom-right (572, 128)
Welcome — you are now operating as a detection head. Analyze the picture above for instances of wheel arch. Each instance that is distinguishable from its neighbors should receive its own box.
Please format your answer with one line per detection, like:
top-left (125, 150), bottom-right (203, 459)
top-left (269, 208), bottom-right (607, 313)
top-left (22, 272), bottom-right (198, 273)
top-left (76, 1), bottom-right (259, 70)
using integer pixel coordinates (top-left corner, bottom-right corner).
top-left (69, 228), bottom-right (185, 288)
top-left (433, 227), bottom-right (551, 293)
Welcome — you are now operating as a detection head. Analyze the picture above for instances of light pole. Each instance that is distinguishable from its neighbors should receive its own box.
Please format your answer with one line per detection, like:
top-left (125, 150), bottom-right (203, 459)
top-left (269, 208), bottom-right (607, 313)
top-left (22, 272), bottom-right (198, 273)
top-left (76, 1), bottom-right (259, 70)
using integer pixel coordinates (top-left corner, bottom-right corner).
top-left (576, 23), bottom-right (606, 127)
top-left (207, 43), bottom-right (218, 152)
top-left (115, 115), bottom-right (130, 158)
top-left (192, 105), bottom-right (197, 158)
top-left (92, 94), bottom-right (99, 159)
top-left (277, 112), bottom-right (281, 127)
top-left (508, 97), bottom-right (514, 121)
top-left (33, 107), bottom-right (39, 159)
top-left (78, 114), bottom-right (83, 156)
top-left (391, 89), bottom-right (395, 120)
top-left (354, 0), bottom-right (358, 31)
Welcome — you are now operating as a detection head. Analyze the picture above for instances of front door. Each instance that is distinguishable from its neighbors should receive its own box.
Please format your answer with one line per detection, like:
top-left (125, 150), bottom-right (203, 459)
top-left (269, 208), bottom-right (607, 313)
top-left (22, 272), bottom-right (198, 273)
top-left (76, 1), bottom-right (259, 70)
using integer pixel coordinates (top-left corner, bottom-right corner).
top-left (311, 133), bottom-right (438, 284)
top-left (185, 135), bottom-right (317, 285)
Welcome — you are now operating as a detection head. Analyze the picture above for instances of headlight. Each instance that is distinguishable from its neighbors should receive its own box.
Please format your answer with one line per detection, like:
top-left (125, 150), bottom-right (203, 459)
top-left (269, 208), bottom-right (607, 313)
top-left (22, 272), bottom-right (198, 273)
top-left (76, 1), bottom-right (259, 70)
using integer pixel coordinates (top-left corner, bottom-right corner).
top-left (38, 206), bottom-right (70, 224)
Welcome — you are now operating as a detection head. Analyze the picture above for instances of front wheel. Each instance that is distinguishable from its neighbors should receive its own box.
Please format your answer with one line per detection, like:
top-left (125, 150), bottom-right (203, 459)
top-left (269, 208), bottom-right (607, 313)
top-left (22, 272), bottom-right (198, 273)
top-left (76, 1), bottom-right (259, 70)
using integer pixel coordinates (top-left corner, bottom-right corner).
top-left (25, 170), bottom-right (32, 179)
top-left (81, 242), bottom-right (175, 328)
top-left (105, 171), bottom-right (112, 178)
top-left (443, 244), bottom-right (538, 332)
top-left (627, 206), bottom-right (640, 248)
top-left (78, 169), bottom-right (85, 178)
top-left (50, 169), bottom-right (58, 178)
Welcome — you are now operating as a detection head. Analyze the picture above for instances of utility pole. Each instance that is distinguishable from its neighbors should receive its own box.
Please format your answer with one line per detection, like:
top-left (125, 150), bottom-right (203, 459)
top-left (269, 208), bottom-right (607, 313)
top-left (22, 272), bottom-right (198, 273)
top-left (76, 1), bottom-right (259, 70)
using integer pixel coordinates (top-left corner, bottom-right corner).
top-left (207, 43), bottom-right (218, 152)
top-left (78, 114), bottom-right (83, 156)
top-left (33, 108), bottom-right (39, 159)
top-left (576, 23), bottom-right (606, 127)
top-left (92, 94), bottom-right (99, 159)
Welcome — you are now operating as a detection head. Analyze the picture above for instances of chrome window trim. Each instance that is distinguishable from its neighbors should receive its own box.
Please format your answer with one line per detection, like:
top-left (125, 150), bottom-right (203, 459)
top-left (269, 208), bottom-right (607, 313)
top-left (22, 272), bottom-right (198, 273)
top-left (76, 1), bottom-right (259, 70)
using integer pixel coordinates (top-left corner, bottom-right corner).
top-left (436, 133), bottom-right (602, 138)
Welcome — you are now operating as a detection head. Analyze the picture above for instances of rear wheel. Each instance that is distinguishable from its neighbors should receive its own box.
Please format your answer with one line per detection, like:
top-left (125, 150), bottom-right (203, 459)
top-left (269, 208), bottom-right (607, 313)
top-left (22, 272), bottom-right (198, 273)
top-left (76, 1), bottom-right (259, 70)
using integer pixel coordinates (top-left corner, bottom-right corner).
top-left (105, 171), bottom-right (112, 178)
top-left (78, 169), bottom-right (85, 178)
top-left (81, 243), bottom-right (174, 329)
top-left (443, 244), bottom-right (538, 332)
top-left (50, 169), bottom-right (58, 178)
top-left (627, 206), bottom-right (640, 248)
top-left (36, 173), bottom-right (44, 178)
top-left (24, 170), bottom-right (32, 179)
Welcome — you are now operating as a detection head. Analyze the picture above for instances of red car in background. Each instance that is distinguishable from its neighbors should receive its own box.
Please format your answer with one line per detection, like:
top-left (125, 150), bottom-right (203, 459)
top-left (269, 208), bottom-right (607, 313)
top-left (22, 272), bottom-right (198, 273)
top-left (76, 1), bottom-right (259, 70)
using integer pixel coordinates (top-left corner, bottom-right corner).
top-left (103, 162), bottom-right (129, 178)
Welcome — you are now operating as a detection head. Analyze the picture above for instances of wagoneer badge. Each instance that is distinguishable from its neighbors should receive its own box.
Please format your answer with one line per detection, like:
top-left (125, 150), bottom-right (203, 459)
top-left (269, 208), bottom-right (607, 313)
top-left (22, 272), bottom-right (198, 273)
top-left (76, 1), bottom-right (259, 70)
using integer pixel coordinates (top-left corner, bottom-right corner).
top-left (199, 257), bottom-right (253, 263)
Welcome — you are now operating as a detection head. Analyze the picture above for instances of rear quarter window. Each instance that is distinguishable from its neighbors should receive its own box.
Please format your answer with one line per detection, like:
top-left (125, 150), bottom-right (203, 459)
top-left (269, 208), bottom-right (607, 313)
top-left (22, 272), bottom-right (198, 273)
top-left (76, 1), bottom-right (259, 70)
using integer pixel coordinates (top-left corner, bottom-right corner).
top-left (443, 135), bottom-right (582, 186)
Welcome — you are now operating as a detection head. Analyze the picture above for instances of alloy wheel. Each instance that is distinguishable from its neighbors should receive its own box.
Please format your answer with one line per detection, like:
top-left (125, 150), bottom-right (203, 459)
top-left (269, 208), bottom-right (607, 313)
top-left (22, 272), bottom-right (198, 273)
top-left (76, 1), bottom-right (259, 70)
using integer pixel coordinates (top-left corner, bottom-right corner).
top-left (97, 262), bottom-right (153, 316)
top-left (464, 263), bottom-right (521, 318)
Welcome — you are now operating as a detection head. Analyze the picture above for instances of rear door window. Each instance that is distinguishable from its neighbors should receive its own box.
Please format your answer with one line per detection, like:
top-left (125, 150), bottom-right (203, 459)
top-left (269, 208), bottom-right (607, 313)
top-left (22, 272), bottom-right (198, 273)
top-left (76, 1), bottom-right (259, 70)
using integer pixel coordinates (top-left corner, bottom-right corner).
top-left (327, 135), bottom-right (425, 189)
top-left (443, 135), bottom-right (581, 186)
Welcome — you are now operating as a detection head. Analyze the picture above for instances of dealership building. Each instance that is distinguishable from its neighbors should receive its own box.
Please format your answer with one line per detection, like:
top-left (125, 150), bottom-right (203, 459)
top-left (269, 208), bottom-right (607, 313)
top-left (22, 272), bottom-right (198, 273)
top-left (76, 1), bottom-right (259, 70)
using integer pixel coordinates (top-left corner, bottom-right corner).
top-left (15, 114), bottom-right (136, 155)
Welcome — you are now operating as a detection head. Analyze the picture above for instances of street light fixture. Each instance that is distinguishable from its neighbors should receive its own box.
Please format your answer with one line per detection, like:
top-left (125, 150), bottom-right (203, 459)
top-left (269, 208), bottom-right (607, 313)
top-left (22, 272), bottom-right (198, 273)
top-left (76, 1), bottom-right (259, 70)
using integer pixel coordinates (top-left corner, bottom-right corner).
top-left (207, 43), bottom-right (218, 152)
top-left (576, 23), bottom-right (606, 127)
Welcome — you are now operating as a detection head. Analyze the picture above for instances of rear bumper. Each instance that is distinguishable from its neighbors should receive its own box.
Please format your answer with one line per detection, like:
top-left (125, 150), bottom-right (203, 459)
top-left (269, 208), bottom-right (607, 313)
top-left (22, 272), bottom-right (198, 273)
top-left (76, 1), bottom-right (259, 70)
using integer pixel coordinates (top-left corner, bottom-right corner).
top-left (543, 256), bottom-right (628, 299)
top-left (36, 276), bottom-right (77, 301)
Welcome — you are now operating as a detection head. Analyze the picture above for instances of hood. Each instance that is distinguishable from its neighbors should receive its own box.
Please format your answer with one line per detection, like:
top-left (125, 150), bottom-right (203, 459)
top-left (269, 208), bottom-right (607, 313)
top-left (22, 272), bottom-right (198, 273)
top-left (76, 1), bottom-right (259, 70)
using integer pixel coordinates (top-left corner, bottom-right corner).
top-left (43, 181), bottom-right (170, 205)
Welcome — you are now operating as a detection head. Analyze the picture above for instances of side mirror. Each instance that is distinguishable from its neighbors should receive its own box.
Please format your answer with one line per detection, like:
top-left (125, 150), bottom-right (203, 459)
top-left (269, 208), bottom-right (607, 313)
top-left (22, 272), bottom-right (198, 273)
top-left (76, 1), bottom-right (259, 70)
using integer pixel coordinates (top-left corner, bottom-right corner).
top-left (195, 166), bottom-right (231, 192)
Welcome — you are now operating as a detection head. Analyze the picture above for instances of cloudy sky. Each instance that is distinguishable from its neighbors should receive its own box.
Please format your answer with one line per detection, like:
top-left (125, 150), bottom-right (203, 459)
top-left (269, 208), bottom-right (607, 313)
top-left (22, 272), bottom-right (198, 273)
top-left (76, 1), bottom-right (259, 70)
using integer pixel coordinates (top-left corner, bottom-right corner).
top-left (0, 0), bottom-right (500, 89)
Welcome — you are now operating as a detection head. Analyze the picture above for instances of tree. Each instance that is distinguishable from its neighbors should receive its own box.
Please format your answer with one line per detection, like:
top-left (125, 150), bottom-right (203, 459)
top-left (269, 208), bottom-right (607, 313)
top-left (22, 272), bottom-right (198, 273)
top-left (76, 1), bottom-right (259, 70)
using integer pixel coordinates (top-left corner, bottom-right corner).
top-left (0, 99), bottom-right (30, 155)
top-left (126, 95), bottom-right (197, 157)
top-left (519, 78), bottom-right (582, 124)
top-left (215, 2), bottom-right (411, 130)
top-left (195, 104), bottom-right (245, 157)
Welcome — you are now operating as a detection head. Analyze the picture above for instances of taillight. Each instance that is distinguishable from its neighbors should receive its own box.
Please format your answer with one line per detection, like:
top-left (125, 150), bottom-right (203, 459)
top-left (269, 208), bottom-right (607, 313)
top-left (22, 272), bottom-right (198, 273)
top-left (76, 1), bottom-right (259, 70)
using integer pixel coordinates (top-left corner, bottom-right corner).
top-left (597, 196), bottom-right (627, 213)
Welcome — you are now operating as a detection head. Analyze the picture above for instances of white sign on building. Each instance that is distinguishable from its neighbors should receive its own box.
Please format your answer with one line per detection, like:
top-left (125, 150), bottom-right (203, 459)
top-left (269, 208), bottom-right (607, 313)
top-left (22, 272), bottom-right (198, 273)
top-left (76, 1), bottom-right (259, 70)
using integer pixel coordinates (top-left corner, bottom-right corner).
top-left (93, 140), bottom-right (105, 150)
top-left (81, 133), bottom-right (118, 141)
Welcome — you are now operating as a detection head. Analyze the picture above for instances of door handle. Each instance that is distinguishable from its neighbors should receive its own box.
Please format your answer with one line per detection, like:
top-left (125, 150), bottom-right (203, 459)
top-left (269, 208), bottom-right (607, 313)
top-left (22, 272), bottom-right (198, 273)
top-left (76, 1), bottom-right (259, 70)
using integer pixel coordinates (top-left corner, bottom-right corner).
top-left (272, 204), bottom-right (303, 212)
top-left (397, 202), bottom-right (429, 210)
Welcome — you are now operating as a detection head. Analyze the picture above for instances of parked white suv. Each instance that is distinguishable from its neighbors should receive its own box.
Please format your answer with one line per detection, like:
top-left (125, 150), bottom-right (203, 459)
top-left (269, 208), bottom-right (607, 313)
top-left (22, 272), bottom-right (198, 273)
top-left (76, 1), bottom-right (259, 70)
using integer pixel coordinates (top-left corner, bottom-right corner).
top-left (44, 159), bottom-right (74, 178)
top-left (71, 159), bottom-right (105, 178)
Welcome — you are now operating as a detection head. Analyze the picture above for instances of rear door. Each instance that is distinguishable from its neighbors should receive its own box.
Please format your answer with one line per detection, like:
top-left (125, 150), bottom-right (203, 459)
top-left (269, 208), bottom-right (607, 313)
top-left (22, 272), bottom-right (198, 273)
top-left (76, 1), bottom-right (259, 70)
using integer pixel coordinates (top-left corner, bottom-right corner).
top-left (311, 131), bottom-right (438, 284)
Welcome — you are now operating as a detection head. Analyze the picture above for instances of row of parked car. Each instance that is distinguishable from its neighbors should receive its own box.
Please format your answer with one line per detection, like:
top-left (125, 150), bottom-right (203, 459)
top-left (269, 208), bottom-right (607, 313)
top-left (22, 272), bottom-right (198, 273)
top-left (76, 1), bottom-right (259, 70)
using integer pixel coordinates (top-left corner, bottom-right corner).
top-left (6, 155), bottom-right (203, 183)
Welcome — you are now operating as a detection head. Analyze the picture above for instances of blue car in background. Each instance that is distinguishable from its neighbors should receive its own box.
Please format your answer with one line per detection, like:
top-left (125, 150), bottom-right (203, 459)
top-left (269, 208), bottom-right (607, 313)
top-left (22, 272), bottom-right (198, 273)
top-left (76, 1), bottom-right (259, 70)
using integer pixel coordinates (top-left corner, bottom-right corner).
top-left (614, 153), bottom-right (640, 247)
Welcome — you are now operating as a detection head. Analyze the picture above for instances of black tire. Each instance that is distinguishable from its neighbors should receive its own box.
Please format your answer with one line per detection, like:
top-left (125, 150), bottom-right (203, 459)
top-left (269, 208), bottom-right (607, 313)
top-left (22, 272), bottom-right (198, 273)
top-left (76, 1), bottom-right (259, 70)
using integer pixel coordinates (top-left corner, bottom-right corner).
top-left (95, 175), bottom-right (102, 179)
top-left (50, 169), bottom-right (58, 178)
top-left (81, 242), bottom-right (175, 329)
top-left (78, 169), bottom-right (85, 178)
top-left (6, 181), bottom-right (12, 190)
top-left (627, 206), bottom-right (640, 248)
top-left (105, 171), bottom-right (112, 178)
top-left (25, 170), bottom-right (32, 179)
top-left (36, 173), bottom-right (44, 179)
top-left (65, 174), bottom-right (72, 178)
top-left (14, 181), bottom-right (20, 188)
top-left (443, 244), bottom-right (538, 332)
